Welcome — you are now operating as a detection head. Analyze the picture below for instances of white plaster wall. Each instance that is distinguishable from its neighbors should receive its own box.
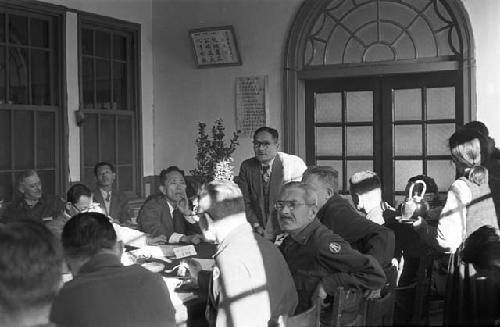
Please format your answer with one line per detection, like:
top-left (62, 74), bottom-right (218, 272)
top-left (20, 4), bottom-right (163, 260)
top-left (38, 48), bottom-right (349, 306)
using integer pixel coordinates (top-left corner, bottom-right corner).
top-left (152, 0), bottom-right (302, 175)
top-left (462, 0), bottom-right (500, 144)
top-left (46, 0), bottom-right (155, 178)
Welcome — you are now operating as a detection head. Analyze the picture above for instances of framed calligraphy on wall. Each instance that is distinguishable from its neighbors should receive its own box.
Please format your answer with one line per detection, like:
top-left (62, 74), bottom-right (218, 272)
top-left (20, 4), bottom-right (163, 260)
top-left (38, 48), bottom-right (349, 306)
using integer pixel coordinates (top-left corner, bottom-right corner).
top-left (235, 76), bottom-right (268, 138)
top-left (189, 26), bottom-right (242, 68)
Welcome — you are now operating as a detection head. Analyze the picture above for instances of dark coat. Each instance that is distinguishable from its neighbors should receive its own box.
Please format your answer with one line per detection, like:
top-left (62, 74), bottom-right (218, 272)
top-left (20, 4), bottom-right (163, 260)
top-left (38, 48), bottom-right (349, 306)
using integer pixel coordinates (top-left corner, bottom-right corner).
top-left (92, 187), bottom-right (131, 223)
top-left (50, 253), bottom-right (176, 327)
top-left (136, 193), bottom-right (199, 239)
top-left (280, 219), bottom-right (386, 314)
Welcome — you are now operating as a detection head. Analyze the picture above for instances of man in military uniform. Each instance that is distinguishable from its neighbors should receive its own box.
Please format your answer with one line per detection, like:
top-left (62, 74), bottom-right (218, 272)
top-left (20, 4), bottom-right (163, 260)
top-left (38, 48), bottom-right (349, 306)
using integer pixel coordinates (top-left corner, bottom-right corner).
top-left (302, 166), bottom-right (396, 289)
top-left (194, 181), bottom-right (298, 326)
top-left (277, 182), bottom-right (386, 321)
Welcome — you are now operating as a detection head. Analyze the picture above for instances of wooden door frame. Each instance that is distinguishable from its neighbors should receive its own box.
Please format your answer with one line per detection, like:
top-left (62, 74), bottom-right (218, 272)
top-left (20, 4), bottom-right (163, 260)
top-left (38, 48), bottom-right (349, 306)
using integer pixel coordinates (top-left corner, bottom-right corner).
top-left (304, 71), bottom-right (462, 201)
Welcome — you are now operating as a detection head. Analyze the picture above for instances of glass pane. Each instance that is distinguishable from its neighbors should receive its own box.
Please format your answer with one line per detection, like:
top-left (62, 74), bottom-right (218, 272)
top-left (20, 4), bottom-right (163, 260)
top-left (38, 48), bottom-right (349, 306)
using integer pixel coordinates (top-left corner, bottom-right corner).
top-left (95, 30), bottom-right (111, 58)
top-left (113, 34), bottom-right (127, 60)
top-left (100, 115), bottom-right (116, 163)
top-left (316, 160), bottom-right (343, 190)
top-left (346, 91), bottom-right (373, 122)
top-left (0, 172), bottom-right (13, 201)
top-left (427, 87), bottom-right (455, 120)
top-left (14, 110), bottom-right (34, 169)
top-left (9, 15), bottom-right (28, 45)
top-left (117, 116), bottom-right (133, 164)
top-left (0, 14), bottom-right (5, 43)
top-left (95, 59), bottom-right (111, 109)
top-left (427, 123), bottom-right (455, 155)
top-left (394, 124), bottom-right (422, 156)
top-left (315, 127), bottom-right (342, 156)
top-left (113, 62), bottom-right (127, 110)
top-left (82, 57), bottom-right (94, 109)
top-left (36, 112), bottom-right (55, 169)
top-left (0, 110), bottom-right (10, 170)
top-left (394, 88), bottom-right (421, 120)
top-left (37, 170), bottom-right (55, 196)
top-left (394, 160), bottom-right (423, 192)
top-left (31, 50), bottom-right (49, 105)
top-left (394, 195), bottom-right (406, 208)
top-left (81, 28), bottom-right (93, 55)
top-left (346, 126), bottom-right (372, 155)
top-left (315, 92), bottom-right (342, 123)
top-left (30, 18), bottom-right (48, 48)
top-left (0, 46), bottom-right (5, 103)
top-left (117, 166), bottom-right (133, 191)
top-left (8, 47), bottom-right (28, 104)
top-left (427, 160), bottom-right (455, 192)
top-left (83, 114), bottom-right (98, 166)
top-left (346, 160), bottom-right (373, 185)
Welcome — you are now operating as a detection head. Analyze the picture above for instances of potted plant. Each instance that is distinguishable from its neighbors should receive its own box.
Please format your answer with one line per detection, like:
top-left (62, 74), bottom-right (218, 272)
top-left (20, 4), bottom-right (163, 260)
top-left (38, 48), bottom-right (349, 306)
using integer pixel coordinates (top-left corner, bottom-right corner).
top-left (190, 119), bottom-right (241, 184)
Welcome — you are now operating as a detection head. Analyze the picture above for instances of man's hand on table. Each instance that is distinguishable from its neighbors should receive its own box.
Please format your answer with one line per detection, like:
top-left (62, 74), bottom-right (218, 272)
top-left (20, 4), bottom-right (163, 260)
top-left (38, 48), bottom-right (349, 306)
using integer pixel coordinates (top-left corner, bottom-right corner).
top-left (180, 234), bottom-right (203, 245)
top-left (146, 235), bottom-right (167, 245)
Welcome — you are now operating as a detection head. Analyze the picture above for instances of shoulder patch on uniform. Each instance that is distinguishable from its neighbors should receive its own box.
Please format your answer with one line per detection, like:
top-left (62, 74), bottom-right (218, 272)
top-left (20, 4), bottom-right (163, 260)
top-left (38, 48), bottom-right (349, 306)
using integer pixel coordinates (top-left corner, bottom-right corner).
top-left (329, 242), bottom-right (341, 253)
top-left (212, 266), bottom-right (220, 280)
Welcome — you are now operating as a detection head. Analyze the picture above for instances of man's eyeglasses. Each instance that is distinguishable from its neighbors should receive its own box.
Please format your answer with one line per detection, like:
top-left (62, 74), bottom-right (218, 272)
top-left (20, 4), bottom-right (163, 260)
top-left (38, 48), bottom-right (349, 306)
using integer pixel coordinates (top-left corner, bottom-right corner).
top-left (253, 141), bottom-right (273, 149)
top-left (71, 204), bottom-right (90, 213)
top-left (274, 201), bottom-right (315, 212)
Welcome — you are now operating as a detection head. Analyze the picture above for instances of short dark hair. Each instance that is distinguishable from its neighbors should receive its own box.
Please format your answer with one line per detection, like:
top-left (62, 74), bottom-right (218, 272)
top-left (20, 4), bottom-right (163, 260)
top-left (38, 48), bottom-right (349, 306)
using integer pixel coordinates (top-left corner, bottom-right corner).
top-left (464, 120), bottom-right (489, 137)
top-left (349, 171), bottom-right (381, 195)
top-left (94, 162), bottom-right (115, 176)
top-left (66, 183), bottom-right (92, 205)
top-left (462, 225), bottom-right (500, 270)
top-left (199, 182), bottom-right (244, 221)
top-left (407, 175), bottom-right (438, 195)
top-left (0, 220), bottom-right (62, 315)
top-left (302, 166), bottom-right (339, 191)
top-left (253, 126), bottom-right (279, 141)
top-left (62, 212), bottom-right (116, 260)
top-left (159, 166), bottom-right (185, 184)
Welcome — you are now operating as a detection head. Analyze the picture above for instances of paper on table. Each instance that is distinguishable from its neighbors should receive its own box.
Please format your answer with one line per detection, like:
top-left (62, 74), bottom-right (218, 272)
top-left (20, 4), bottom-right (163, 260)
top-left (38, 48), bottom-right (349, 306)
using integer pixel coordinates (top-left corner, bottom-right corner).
top-left (173, 245), bottom-right (197, 259)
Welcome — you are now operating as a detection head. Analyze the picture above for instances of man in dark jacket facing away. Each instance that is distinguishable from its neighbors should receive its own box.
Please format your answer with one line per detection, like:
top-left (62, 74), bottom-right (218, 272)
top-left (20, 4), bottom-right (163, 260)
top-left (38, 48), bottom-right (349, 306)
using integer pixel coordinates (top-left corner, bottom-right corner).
top-left (50, 212), bottom-right (176, 327)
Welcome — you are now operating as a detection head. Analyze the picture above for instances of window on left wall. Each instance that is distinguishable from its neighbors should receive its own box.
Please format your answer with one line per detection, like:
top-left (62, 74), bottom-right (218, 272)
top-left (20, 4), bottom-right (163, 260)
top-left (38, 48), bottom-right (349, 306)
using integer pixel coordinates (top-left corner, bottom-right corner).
top-left (0, 4), bottom-right (63, 201)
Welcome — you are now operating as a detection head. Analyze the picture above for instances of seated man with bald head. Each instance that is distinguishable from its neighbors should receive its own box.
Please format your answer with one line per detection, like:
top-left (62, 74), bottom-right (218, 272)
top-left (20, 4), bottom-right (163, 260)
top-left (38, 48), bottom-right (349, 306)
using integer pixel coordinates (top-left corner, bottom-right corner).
top-left (2, 170), bottom-right (64, 224)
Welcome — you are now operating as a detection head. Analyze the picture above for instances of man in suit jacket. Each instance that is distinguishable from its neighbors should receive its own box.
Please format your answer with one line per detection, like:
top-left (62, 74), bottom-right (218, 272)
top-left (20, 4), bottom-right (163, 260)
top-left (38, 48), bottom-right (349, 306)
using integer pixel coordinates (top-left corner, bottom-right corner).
top-left (92, 162), bottom-right (131, 224)
top-left (238, 127), bottom-right (307, 239)
top-left (137, 166), bottom-right (202, 244)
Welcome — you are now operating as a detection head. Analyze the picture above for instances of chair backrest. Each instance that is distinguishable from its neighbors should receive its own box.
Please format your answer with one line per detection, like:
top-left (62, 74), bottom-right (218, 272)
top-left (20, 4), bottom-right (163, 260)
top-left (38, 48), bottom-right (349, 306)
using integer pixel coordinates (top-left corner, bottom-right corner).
top-left (365, 289), bottom-right (395, 326)
top-left (279, 285), bottom-right (323, 327)
top-left (330, 287), bottom-right (367, 327)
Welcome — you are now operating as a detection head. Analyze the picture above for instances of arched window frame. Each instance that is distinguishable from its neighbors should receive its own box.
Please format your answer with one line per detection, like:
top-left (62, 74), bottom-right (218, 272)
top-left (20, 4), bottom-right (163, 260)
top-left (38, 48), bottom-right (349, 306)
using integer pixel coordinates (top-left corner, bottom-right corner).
top-left (282, 0), bottom-right (475, 155)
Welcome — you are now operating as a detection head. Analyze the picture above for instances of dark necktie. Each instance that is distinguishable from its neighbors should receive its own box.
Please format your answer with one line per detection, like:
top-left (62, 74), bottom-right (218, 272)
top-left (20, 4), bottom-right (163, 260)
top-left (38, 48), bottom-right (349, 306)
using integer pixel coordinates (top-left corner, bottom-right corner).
top-left (262, 165), bottom-right (271, 183)
top-left (105, 191), bottom-right (111, 202)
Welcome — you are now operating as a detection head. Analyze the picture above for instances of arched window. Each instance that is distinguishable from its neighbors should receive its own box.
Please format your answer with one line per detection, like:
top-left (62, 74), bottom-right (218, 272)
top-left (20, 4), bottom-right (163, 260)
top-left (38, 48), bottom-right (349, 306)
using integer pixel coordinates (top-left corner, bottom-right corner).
top-left (284, 0), bottom-right (474, 201)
